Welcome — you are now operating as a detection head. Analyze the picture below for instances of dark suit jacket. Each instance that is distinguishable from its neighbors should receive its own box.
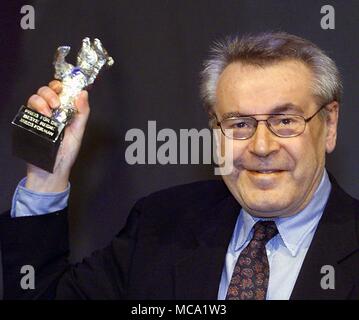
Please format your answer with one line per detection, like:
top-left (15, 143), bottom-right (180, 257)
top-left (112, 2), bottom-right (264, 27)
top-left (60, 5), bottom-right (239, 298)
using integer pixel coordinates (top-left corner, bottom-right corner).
top-left (0, 177), bottom-right (358, 300)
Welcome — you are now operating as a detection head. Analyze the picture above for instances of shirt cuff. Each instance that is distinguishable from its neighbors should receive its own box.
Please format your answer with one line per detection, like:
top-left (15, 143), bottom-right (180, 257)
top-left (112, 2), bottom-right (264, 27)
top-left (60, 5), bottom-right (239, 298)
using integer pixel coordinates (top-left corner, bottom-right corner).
top-left (10, 177), bottom-right (70, 218)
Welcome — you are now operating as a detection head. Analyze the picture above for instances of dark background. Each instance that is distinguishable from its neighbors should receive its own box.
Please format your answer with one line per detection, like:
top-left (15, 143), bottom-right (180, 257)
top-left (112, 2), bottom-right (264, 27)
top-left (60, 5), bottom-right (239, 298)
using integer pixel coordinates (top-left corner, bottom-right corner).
top-left (0, 0), bottom-right (358, 263)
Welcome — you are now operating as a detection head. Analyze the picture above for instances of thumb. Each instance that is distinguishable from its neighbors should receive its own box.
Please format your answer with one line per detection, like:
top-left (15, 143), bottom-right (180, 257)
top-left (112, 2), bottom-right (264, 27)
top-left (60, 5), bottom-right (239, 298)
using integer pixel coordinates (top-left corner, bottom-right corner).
top-left (68, 90), bottom-right (90, 134)
top-left (75, 90), bottom-right (90, 116)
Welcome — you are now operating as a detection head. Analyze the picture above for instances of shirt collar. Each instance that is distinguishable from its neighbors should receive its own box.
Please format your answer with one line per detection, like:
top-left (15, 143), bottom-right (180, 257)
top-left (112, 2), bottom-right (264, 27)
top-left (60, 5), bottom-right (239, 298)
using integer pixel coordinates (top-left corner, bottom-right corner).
top-left (232, 169), bottom-right (332, 257)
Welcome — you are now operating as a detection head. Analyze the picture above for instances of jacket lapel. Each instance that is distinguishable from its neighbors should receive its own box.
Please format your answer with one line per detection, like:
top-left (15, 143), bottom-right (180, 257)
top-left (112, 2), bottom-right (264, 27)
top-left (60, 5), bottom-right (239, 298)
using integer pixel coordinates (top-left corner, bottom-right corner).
top-left (174, 193), bottom-right (240, 299)
top-left (290, 180), bottom-right (359, 299)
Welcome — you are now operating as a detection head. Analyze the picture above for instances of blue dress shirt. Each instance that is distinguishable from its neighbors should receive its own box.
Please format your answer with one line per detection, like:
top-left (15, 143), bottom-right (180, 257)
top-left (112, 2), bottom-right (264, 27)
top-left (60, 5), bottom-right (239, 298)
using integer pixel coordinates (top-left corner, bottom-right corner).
top-left (217, 170), bottom-right (331, 300)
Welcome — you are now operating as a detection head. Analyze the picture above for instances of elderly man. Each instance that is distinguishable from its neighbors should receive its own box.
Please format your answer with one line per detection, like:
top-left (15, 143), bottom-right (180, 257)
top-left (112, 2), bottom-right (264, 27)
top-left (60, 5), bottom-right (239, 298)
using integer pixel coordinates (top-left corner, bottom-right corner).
top-left (1, 32), bottom-right (358, 300)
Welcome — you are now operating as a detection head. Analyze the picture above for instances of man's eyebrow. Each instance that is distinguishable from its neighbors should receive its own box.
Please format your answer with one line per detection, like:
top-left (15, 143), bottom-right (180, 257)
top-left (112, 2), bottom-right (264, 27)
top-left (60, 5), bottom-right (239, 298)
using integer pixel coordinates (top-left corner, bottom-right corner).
top-left (220, 103), bottom-right (304, 120)
top-left (270, 103), bottom-right (304, 114)
top-left (220, 111), bottom-right (244, 120)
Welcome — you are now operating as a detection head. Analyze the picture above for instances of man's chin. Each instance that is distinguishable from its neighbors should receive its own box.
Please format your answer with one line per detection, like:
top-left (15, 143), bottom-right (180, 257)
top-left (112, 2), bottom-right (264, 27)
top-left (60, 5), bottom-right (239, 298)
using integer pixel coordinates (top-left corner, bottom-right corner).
top-left (242, 203), bottom-right (289, 217)
top-left (238, 192), bottom-right (295, 217)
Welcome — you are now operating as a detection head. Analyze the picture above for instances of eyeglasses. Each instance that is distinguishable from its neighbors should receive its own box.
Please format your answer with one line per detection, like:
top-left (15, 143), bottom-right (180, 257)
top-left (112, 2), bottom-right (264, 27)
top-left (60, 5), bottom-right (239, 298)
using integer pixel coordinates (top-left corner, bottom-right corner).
top-left (215, 104), bottom-right (327, 140)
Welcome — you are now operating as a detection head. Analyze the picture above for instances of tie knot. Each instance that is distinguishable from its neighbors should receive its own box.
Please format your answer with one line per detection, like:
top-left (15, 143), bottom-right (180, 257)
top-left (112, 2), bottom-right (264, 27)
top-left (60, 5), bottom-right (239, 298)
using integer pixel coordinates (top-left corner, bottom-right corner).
top-left (253, 221), bottom-right (278, 243)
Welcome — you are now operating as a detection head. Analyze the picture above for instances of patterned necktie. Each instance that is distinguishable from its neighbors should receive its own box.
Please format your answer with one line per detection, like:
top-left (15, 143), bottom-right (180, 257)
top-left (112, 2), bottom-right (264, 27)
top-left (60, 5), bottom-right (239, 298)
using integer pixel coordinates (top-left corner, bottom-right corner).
top-left (226, 220), bottom-right (278, 300)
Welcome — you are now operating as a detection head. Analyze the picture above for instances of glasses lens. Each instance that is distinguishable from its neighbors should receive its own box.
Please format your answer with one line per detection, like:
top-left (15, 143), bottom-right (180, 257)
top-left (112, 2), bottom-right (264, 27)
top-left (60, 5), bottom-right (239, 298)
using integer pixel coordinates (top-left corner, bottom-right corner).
top-left (268, 115), bottom-right (305, 137)
top-left (221, 117), bottom-right (256, 139)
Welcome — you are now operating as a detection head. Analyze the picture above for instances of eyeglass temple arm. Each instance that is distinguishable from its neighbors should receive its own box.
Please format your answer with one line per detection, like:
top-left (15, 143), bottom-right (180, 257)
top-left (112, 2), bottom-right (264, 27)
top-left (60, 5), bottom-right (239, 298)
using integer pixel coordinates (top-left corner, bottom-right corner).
top-left (211, 113), bottom-right (221, 125)
top-left (304, 103), bottom-right (328, 122)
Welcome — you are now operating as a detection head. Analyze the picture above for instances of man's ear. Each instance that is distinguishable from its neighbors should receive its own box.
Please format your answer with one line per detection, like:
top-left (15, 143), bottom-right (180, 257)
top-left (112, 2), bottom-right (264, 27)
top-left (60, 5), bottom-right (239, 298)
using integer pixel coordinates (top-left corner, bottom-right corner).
top-left (325, 101), bottom-right (339, 154)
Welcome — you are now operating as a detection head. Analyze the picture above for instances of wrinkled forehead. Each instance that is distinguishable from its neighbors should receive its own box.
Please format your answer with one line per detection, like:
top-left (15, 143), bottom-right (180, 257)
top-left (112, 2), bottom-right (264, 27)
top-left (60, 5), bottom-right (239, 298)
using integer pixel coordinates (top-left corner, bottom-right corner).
top-left (215, 59), bottom-right (316, 116)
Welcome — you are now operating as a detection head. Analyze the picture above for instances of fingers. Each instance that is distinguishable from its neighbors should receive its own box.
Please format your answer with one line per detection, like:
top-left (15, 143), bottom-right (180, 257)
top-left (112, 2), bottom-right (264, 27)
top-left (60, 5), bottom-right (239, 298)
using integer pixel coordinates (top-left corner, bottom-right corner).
top-left (27, 94), bottom-right (52, 117)
top-left (48, 80), bottom-right (62, 94)
top-left (37, 86), bottom-right (60, 108)
top-left (27, 84), bottom-right (61, 117)
top-left (27, 82), bottom-right (89, 121)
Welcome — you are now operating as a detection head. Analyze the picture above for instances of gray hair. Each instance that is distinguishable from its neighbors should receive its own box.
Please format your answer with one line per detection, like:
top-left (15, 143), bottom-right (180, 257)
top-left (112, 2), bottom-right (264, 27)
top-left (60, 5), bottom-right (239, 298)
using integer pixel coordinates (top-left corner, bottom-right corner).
top-left (200, 32), bottom-right (342, 122)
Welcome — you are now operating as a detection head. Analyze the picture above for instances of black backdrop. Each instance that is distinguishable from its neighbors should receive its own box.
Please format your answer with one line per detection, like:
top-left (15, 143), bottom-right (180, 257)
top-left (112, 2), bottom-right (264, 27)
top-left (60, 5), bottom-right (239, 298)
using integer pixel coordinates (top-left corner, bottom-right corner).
top-left (1, 0), bottom-right (358, 263)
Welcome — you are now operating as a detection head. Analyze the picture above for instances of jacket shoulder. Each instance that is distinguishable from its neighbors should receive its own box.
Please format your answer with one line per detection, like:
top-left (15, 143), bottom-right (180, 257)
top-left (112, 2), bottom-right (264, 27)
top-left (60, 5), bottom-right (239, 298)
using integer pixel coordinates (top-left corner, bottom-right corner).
top-left (127, 179), bottom-right (233, 231)
top-left (141, 179), bottom-right (231, 211)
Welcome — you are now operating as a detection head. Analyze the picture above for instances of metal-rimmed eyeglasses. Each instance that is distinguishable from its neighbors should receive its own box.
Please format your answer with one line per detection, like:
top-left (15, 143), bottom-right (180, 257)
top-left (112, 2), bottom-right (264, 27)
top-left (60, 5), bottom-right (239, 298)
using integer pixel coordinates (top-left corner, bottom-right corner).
top-left (214, 104), bottom-right (328, 140)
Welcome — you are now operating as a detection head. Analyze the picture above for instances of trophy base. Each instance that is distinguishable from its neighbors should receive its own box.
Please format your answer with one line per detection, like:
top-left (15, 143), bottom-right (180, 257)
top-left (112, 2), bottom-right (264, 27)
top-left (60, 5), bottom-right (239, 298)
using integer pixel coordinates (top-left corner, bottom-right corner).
top-left (11, 105), bottom-right (65, 173)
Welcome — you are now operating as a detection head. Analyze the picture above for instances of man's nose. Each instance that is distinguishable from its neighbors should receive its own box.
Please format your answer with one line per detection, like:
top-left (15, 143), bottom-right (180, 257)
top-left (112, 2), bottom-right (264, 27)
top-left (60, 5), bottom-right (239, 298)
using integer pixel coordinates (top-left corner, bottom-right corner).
top-left (249, 121), bottom-right (280, 157)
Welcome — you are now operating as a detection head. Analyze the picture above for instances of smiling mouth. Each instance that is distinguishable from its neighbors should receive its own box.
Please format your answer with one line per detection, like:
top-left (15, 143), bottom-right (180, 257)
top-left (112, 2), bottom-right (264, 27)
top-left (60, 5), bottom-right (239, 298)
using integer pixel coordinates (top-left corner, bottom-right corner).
top-left (248, 170), bottom-right (284, 174)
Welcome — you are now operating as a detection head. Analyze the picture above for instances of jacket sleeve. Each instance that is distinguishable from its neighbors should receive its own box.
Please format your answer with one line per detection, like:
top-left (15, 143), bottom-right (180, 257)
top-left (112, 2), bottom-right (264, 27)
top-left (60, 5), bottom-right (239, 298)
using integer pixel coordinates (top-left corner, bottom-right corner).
top-left (0, 198), bottom-right (145, 300)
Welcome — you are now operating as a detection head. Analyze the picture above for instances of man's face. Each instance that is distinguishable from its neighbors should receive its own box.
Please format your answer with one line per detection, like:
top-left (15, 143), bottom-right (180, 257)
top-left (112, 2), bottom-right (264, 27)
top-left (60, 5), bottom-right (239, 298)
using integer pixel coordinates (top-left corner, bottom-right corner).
top-left (215, 60), bottom-right (339, 218)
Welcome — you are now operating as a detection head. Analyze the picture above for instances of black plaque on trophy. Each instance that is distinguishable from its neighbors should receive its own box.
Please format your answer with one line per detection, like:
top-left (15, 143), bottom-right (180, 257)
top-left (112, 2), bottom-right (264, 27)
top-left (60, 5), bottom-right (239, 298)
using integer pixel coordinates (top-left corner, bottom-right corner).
top-left (12, 105), bottom-right (64, 172)
top-left (11, 38), bottom-right (114, 173)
